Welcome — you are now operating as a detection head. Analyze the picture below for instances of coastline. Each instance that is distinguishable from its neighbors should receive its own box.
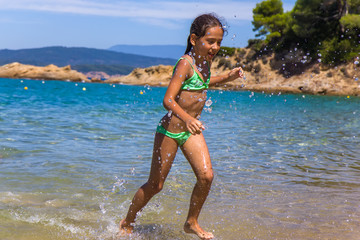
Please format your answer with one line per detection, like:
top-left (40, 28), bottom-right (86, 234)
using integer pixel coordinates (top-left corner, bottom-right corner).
top-left (0, 62), bottom-right (90, 83)
top-left (1, 48), bottom-right (359, 96)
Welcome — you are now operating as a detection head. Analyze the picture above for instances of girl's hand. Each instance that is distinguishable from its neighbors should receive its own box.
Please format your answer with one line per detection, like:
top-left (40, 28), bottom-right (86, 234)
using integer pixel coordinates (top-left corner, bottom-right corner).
top-left (228, 67), bottom-right (245, 81)
top-left (186, 118), bottom-right (205, 135)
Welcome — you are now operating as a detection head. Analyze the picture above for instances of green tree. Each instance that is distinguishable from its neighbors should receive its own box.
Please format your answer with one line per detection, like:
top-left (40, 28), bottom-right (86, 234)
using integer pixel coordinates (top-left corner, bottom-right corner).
top-left (252, 0), bottom-right (289, 43)
top-left (251, 0), bottom-right (360, 66)
top-left (291, 0), bottom-right (341, 39)
top-left (348, 0), bottom-right (360, 13)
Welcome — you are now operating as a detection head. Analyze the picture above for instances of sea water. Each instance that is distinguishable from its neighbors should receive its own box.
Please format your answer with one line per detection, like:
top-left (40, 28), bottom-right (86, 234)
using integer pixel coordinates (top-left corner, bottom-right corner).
top-left (1, 78), bottom-right (359, 240)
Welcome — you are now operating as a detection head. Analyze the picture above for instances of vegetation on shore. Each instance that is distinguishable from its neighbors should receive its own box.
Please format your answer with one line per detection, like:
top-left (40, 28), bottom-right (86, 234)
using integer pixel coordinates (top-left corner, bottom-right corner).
top-left (1, 0), bottom-right (359, 96)
top-left (219, 0), bottom-right (359, 74)
top-left (249, 0), bottom-right (359, 71)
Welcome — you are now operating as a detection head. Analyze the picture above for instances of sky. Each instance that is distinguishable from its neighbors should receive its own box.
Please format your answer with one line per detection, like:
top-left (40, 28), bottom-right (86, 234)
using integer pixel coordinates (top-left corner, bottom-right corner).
top-left (0, 0), bottom-right (297, 50)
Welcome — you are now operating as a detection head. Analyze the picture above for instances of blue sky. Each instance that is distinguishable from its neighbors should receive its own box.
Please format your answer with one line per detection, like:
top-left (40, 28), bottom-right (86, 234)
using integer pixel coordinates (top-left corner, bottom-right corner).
top-left (0, 0), bottom-right (297, 50)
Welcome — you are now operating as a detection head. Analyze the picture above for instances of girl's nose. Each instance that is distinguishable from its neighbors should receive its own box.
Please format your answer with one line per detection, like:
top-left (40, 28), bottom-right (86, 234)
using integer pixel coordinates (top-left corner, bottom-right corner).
top-left (212, 43), bottom-right (220, 51)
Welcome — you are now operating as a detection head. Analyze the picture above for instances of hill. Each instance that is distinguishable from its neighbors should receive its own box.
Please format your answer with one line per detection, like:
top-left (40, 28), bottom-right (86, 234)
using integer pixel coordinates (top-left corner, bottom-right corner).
top-left (108, 44), bottom-right (184, 59)
top-left (1, 46), bottom-right (358, 96)
top-left (105, 47), bottom-right (360, 96)
top-left (0, 46), bottom-right (177, 75)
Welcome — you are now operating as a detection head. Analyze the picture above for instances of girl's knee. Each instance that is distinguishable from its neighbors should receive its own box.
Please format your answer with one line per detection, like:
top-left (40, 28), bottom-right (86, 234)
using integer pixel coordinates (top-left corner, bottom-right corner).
top-left (147, 181), bottom-right (164, 194)
top-left (198, 171), bottom-right (214, 186)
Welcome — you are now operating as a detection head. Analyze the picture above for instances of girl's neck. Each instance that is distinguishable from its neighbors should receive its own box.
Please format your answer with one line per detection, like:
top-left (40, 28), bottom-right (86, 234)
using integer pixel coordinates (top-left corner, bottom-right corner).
top-left (189, 49), bottom-right (208, 63)
top-left (188, 50), bottom-right (209, 74)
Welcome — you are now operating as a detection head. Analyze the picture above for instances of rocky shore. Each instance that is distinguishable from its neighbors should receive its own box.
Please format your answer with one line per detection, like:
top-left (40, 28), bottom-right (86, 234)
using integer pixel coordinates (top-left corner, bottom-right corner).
top-left (0, 62), bottom-right (90, 82)
top-left (105, 47), bottom-right (360, 96)
top-left (1, 48), bottom-right (359, 96)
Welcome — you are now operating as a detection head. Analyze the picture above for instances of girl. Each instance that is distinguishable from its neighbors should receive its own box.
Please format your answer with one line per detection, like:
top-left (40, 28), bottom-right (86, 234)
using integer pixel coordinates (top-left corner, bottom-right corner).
top-left (120, 13), bottom-right (244, 240)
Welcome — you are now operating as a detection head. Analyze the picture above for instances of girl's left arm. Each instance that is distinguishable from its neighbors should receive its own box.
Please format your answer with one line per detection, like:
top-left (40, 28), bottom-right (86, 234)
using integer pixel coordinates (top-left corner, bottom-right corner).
top-left (208, 67), bottom-right (244, 87)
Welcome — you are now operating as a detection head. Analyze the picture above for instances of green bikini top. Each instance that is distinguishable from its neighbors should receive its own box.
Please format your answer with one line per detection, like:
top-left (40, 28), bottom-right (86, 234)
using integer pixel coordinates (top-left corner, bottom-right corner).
top-left (173, 57), bottom-right (211, 91)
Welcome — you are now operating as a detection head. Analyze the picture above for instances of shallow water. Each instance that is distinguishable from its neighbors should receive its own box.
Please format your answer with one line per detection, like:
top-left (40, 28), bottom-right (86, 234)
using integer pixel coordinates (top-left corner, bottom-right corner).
top-left (1, 78), bottom-right (360, 239)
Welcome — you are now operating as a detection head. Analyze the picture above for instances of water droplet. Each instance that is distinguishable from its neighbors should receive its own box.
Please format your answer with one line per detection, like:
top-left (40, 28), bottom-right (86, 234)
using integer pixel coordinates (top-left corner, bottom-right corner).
top-left (99, 203), bottom-right (106, 214)
top-left (205, 100), bottom-right (212, 107)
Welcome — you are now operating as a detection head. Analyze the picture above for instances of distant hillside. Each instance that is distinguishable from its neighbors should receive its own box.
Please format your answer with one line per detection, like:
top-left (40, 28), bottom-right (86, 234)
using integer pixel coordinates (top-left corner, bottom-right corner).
top-left (108, 44), bottom-right (184, 59)
top-left (0, 46), bottom-right (176, 75)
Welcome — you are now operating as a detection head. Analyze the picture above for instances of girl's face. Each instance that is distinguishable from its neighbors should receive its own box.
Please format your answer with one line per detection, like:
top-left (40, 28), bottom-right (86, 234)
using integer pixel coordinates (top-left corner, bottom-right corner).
top-left (192, 26), bottom-right (223, 62)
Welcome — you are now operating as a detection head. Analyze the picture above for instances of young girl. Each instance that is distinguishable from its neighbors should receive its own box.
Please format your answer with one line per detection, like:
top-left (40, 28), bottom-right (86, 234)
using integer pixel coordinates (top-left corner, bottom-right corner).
top-left (120, 13), bottom-right (244, 240)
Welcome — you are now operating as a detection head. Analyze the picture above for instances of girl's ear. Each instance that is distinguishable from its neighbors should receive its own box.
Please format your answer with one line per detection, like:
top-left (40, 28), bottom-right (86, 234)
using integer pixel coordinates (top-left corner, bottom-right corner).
top-left (190, 33), bottom-right (198, 46)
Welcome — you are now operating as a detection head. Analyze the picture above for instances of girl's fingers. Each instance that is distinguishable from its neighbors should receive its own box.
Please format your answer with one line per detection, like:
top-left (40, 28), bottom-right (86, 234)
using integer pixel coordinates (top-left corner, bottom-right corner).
top-left (187, 120), bottom-right (204, 134)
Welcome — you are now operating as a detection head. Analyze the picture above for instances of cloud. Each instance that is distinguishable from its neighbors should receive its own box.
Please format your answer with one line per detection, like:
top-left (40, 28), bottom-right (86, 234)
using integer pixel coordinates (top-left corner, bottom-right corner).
top-left (0, 0), bottom-right (256, 21)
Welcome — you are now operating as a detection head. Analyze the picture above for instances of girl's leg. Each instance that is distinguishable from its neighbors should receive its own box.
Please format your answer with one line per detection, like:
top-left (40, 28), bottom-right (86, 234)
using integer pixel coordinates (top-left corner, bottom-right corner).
top-left (120, 132), bottom-right (179, 232)
top-left (180, 133), bottom-right (214, 240)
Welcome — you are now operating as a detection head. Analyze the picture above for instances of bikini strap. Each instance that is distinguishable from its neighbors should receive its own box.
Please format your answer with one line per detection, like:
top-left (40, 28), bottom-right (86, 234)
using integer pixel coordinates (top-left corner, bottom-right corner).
top-left (173, 57), bottom-right (195, 74)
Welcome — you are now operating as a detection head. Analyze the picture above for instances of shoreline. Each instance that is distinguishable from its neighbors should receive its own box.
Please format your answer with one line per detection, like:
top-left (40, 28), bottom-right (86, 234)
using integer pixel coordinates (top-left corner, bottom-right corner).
top-left (1, 51), bottom-right (359, 96)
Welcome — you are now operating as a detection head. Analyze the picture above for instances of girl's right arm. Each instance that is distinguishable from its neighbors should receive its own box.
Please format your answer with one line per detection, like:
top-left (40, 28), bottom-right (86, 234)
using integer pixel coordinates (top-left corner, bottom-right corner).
top-left (209, 67), bottom-right (244, 87)
top-left (163, 59), bottom-right (205, 134)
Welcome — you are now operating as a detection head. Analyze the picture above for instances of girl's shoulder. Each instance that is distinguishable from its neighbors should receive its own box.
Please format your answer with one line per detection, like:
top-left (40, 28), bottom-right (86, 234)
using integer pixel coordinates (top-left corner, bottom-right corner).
top-left (174, 55), bottom-right (194, 72)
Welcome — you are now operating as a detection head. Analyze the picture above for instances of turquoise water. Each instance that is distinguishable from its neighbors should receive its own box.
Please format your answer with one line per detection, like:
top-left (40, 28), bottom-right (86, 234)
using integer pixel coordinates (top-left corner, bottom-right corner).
top-left (1, 77), bottom-right (360, 240)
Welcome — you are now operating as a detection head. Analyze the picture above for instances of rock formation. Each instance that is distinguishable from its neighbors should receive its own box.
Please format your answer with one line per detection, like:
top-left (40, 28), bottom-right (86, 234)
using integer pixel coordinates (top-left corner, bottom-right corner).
top-left (1, 47), bottom-right (359, 96)
top-left (0, 62), bottom-right (89, 82)
top-left (105, 48), bottom-right (360, 96)
top-left (105, 65), bottom-right (173, 86)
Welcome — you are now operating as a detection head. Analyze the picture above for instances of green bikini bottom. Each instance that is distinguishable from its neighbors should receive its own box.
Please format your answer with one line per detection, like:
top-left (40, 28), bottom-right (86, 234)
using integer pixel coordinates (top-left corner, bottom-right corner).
top-left (156, 124), bottom-right (191, 146)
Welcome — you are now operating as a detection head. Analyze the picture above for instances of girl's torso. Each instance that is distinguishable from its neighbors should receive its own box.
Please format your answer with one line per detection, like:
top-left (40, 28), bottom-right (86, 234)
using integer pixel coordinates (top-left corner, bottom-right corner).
top-left (161, 55), bottom-right (210, 133)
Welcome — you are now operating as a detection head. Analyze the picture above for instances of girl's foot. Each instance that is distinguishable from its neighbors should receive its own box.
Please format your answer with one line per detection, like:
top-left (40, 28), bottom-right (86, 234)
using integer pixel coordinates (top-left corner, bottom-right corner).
top-left (118, 219), bottom-right (133, 235)
top-left (184, 221), bottom-right (214, 240)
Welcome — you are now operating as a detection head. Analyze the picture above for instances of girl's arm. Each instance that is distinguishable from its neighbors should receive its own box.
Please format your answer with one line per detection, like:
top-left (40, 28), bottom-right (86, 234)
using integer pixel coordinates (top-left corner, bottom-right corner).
top-left (163, 59), bottom-right (205, 134)
top-left (208, 67), bottom-right (244, 87)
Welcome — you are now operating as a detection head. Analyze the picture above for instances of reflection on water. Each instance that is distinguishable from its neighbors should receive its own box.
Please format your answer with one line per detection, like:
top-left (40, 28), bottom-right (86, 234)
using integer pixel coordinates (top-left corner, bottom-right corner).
top-left (1, 78), bottom-right (360, 239)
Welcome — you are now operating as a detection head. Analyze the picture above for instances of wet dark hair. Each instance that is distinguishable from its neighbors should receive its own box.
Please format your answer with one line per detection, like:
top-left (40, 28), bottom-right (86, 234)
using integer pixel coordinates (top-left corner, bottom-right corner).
top-left (184, 13), bottom-right (227, 54)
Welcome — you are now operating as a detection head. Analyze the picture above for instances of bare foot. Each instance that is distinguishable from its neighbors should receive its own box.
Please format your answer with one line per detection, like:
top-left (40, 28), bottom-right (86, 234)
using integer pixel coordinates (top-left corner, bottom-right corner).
top-left (184, 221), bottom-right (214, 240)
top-left (118, 219), bottom-right (133, 236)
